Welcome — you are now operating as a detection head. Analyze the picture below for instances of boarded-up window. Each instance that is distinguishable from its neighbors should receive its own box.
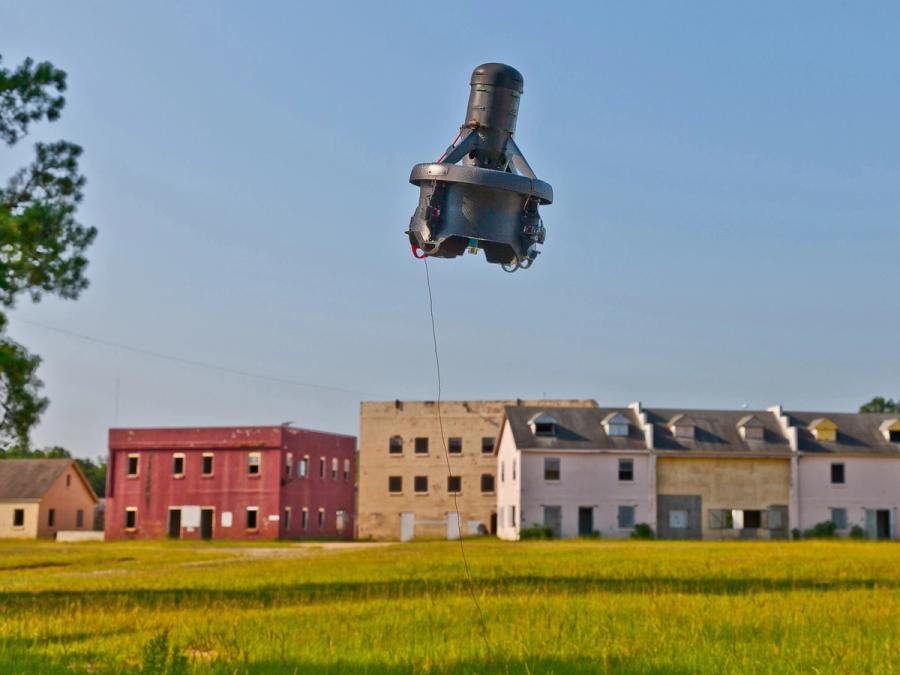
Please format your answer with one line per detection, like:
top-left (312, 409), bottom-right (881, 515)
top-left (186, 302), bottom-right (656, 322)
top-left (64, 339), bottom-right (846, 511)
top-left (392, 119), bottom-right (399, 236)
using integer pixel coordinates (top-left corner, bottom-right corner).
top-left (668, 510), bottom-right (688, 529)
top-left (125, 508), bottom-right (137, 530)
top-left (285, 453), bottom-right (293, 477)
top-left (12, 509), bottom-right (24, 528)
top-left (414, 476), bottom-right (428, 493)
top-left (708, 509), bottom-right (728, 529)
top-left (331, 458), bottom-right (338, 479)
top-left (448, 438), bottom-right (462, 454)
top-left (248, 452), bottom-right (261, 475)
top-left (447, 476), bottom-right (461, 493)
top-left (768, 507), bottom-right (785, 530)
top-left (618, 459), bottom-right (634, 481)
top-left (831, 508), bottom-right (848, 529)
top-left (298, 457), bottom-right (308, 477)
top-left (482, 437), bottom-right (495, 454)
top-left (127, 454), bottom-right (139, 476)
top-left (830, 463), bottom-right (845, 484)
top-left (617, 505), bottom-right (635, 529)
top-left (388, 476), bottom-right (402, 493)
top-left (245, 507), bottom-right (259, 530)
top-left (481, 474), bottom-right (495, 493)
top-left (336, 510), bottom-right (347, 532)
top-left (415, 437), bottom-right (429, 454)
top-left (544, 457), bottom-right (561, 481)
top-left (343, 459), bottom-right (350, 481)
top-left (202, 454), bottom-right (214, 475)
top-left (389, 436), bottom-right (403, 454)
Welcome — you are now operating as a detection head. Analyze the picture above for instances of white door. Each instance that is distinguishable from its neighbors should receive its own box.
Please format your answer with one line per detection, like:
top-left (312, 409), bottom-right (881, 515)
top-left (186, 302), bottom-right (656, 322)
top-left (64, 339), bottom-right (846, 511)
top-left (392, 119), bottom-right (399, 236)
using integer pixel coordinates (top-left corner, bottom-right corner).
top-left (400, 512), bottom-right (415, 542)
top-left (446, 512), bottom-right (461, 540)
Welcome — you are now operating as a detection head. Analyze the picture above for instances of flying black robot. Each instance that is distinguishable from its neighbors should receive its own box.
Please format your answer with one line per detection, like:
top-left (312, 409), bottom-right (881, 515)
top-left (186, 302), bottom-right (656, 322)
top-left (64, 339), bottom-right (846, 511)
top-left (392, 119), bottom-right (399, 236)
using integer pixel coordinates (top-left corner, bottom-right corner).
top-left (407, 63), bottom-right (553, 272)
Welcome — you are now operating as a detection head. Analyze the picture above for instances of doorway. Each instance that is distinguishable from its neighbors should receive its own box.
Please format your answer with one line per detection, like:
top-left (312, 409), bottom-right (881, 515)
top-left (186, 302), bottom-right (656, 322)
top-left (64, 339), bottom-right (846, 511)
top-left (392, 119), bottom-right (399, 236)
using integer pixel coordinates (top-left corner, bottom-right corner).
top-left (578, 507), bottom-right (594, 536)
top-left (400, 512), bottom-right (415, 542)
top-left (489, 511), bottom-right (497, 535)
top-left (200, 508), bottom-right (214, 540)
top-left (876, 510), bottom-right (891, 540)
top-left (168, 509), bottom-right (181, 539)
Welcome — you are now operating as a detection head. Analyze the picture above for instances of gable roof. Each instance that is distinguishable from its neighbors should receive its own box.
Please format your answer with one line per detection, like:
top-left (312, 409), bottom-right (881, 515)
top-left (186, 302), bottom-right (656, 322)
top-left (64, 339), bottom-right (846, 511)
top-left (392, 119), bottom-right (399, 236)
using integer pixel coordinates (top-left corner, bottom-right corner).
top-left (646, 408), bottom-right (791, 455)
top-left (505, 406), bottom-right (647, 451)
top-left (785, 411), bottom-right (900, 455)
top-left (879, 419), bottom-right (900, 433)
top-left (0, 459), bottom-right (96, 501)
top-left (808, 417), bottom-right (837, 431)
top-left (602, 412), bottom-right (630, 426)
top-left (737, 415), bottom-right (765, 429)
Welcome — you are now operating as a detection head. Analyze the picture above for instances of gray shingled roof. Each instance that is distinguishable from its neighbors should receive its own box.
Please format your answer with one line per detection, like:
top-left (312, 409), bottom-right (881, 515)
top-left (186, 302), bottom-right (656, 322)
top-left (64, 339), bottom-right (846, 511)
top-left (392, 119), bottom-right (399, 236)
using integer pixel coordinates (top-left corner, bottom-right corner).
top-left (646, 408), bottom-right (792, 455)
top-left (505, 406), bottom-right (647, 451)
top-left (0, 459), bottom-right (74, 500)
top-left (786, 411), bottom-right (900, 455)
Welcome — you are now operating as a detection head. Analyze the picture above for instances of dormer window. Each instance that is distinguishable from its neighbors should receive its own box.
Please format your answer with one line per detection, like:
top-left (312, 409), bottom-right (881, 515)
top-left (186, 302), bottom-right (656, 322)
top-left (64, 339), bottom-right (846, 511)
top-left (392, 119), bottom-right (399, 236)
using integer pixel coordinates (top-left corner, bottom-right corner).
top-left (669, 414), bottom-right (696, 440)
top-left (809, 418), bottom-right (837, 442)
top-left (603, 413), bottom-right (630, 437)
top-left (737, 415), bottom-right (765, 441)
top-left (879, 419), bottom-right (900, 443)
top-left (530, 414), bottom-right (558, 437)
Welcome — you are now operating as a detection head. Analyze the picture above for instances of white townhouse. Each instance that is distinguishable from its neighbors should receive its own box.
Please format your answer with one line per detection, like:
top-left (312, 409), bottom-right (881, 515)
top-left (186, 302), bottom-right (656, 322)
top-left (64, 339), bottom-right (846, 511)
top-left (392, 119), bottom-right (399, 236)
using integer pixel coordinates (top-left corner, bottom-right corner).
top-left (496, 405), bottom-right (654, 540)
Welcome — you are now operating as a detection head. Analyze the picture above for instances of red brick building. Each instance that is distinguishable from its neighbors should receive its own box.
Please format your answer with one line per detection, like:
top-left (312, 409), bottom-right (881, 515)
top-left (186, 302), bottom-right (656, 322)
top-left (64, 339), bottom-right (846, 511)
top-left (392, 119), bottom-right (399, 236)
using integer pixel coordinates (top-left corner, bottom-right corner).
top-left (105, 426), bottom-right (355, 541)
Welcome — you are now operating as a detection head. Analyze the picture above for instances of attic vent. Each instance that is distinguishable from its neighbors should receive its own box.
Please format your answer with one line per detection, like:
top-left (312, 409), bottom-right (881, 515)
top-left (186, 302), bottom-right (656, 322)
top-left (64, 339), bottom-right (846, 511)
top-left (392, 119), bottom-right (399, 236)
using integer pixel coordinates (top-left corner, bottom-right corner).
top-left (809, 418), bottom-right (837, 442)
top-left (879, 419), bottom-right (900, 443)
top-left (530, 414), bottom-right (557, 437)
top-left (603, 413), bottom-right (630, 437)
top-left (669, 414), bottom-right (696, 440)
top-left (737, 415), bottom-right (765, 441)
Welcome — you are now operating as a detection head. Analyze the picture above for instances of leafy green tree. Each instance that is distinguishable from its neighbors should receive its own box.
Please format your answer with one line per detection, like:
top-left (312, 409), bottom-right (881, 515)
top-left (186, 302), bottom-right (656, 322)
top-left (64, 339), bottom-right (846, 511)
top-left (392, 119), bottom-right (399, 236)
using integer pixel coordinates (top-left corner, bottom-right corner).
top-left (0, 55), bottom-right (96, 446)
top-left (859, 397), bottom-right (899, 414)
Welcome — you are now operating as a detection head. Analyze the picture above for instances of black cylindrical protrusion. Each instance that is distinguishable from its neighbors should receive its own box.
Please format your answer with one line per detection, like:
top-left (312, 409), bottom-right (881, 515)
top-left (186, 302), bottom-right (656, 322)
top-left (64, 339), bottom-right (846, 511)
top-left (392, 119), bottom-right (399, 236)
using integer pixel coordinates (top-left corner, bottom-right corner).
top-left (464, 63), bottom-right (523, 170)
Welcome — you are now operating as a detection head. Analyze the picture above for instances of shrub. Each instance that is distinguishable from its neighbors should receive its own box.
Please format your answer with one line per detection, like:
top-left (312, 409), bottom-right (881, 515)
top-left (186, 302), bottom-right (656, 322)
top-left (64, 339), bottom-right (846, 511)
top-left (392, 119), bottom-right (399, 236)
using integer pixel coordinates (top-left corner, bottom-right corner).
top-left (791, 528), bottom-right (802, 540)
top-left (849, 525), bottom-right (865, 539)
top-left (520, 524), bottom-right (553, 540)
top-left (631, 523), bottom-right (654, 540)
top-left (803, 521), bottom-right (837, 539)
top-left (579, 530), bottom-right (602, 540)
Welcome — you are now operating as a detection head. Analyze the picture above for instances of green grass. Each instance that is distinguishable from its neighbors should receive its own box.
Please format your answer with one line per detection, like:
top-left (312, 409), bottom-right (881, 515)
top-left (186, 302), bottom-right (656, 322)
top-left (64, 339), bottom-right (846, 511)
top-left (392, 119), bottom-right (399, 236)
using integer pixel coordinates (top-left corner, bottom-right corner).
top-left (0, 539), bottom-right (898, 673)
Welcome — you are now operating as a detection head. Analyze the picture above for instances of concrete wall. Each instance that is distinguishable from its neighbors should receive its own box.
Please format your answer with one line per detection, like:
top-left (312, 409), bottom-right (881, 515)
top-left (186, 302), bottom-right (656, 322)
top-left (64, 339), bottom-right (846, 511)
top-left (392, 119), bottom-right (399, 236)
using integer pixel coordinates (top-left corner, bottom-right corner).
top-left (496, 422), bottom-right (521, 540)
top-left (37, 466), bottom-right (98, 538)
top-left (0, 502), bottom-right (39, 539)
top-left (797, 456), bottom-right (900, 538)
top-left (656, 457), bottom-right (791, 539)
top-left (358, 400), bottom-right (594, 540)
top-left (518, 450), bottom-right (654, 539)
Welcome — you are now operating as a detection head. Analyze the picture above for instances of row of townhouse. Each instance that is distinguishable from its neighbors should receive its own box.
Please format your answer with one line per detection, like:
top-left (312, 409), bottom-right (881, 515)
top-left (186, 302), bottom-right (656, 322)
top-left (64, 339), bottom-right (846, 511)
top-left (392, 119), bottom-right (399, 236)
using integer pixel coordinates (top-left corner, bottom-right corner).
top-left (104, 425), bottom-right (356, 540)
top-left (497, 403), bottom-right (900, 540)
top-left (358, 400), bottom-right (900, 541)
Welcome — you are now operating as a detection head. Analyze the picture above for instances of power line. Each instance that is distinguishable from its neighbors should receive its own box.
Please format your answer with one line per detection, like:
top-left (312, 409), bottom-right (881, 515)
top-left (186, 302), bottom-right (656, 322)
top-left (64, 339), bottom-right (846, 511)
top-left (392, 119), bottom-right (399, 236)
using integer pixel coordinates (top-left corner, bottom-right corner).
top-left (13, 318), bottom-right (386, 398)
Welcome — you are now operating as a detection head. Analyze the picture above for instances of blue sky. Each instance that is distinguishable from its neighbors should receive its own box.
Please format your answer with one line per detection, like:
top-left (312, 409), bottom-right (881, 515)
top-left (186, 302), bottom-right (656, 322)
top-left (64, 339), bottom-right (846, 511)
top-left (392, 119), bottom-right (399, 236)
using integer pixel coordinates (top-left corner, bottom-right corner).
top-left (2, 2), bottom-right (898, 458)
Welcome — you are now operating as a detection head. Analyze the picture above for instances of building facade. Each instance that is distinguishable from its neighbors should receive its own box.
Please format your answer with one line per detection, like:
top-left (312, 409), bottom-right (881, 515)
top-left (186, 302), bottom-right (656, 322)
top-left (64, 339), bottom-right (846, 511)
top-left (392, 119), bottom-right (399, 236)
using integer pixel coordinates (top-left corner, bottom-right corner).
top-left (105, 425), bottom-right (356, 540)
top-left (498, 403), bottom-right (900, 541)
top-left (357, 399), bottom-right (595, 541)
top-left (0, 459), bottom-right (98, 539)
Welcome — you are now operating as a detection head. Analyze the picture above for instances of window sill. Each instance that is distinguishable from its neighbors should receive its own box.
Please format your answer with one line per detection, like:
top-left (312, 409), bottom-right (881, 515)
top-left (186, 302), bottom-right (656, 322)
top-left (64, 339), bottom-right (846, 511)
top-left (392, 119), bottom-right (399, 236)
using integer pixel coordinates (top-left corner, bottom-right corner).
top-left (201, 474), bottom-right (215, 479)
top-left (126, 475), bottom-right (139, 479)
top-left (481, 492), bottom-right (496, 496)
top-left (248, 474), bottom-right (261, 479)
top-left (173, 474), bottom-right (185, 480)
top-left (389, 492), bottom-right (403, 497)
top-left (414, 492), bottom-right (429, 497)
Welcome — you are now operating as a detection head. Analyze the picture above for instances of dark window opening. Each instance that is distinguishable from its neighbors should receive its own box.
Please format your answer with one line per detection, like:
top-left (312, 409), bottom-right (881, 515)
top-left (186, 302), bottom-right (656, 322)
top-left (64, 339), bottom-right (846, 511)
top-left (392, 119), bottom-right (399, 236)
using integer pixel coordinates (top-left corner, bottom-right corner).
top-left (318, 510), bottom-right (325, 530)
top-left (202, 455), bottom-right (214, 475)
top-left (482, 437), bottom-right (495, 454)
top-left (12, 509), bottom-right (24, 527)
top-left (388, 476), bottom-right (403, 493)
top-left (831, 463), bottom-right (845, 485)
top-left (481, 474), bottom-right (495, 493)
top-left (48, 509), bottom-right (55, 527)
top-left (414, 476), bottom-right (428, 493)
top-left (890, 430), bottom-right (900, 443)
top-left (535, 421), bottom-right (556, 436)
top-left (448, 438), bottom-right (463, 454)
top-left (743, 510), bottom-right (762, 529)
top-left (125, 509), bottom-right (137, 529)
top-left (66, 474), bottom-right (71, 487)
top-left (618, 459), bottom-right (634, 481)
top-left (544, 457), bottom-right (561, 481)
top-left (389, 436), bottom-right (403, 454)
top-left (319, 457), bottom-right (326, 479)
top-left (248, 453), bottom-right (261, 475)
top-left (76, 509), bottom-right (84, 529)
top-left (127, 455), bottom-right (139, 476)
top-left (246, 508), bottom-right (258, 530)
top-left (447, 475), bottom-right (461, 493)
top-left (172, 456), bottom-right (184, 475)
top-left (415, 437), bottom-right (429, 454)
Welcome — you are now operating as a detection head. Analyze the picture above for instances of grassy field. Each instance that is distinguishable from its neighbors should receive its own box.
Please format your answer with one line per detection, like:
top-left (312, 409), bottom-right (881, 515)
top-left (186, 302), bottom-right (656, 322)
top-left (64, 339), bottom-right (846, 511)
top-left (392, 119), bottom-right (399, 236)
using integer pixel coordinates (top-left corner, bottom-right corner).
top-left (0, 539), bottom-right (898, 674)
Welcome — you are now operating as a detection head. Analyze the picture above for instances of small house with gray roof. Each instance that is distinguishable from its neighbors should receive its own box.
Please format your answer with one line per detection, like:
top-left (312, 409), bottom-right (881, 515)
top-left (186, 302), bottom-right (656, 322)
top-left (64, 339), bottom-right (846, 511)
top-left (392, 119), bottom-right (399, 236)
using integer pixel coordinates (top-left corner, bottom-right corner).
top-left (0, 459), bottom-right (98, 539)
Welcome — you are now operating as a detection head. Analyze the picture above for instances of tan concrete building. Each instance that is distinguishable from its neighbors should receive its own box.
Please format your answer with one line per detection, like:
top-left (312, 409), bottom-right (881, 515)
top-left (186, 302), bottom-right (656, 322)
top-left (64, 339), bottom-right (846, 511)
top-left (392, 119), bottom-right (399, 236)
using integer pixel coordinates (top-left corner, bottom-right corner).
top-left (0, 459), bottom-right (99, 539)
top-left (358, 399), bottom-right (595, 540)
